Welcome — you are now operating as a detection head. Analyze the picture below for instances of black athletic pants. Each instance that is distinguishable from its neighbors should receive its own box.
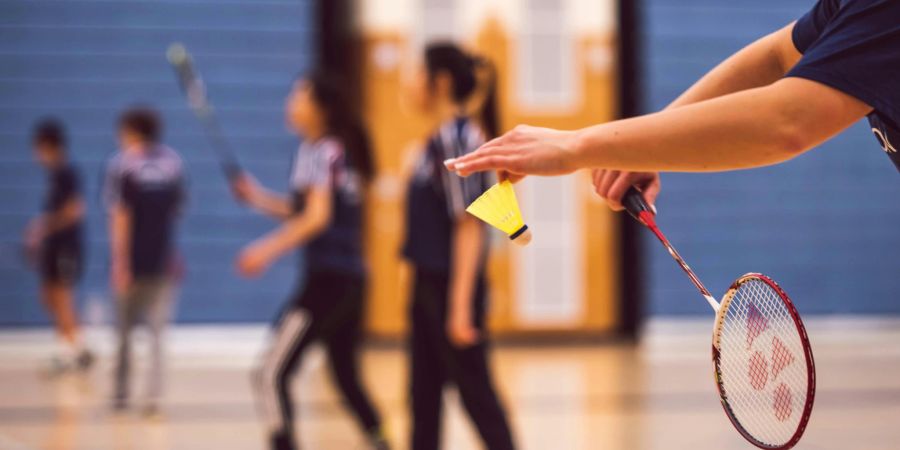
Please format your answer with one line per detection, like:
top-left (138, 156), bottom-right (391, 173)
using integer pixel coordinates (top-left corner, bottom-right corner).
top-left (409, 268), bottom-right (515, 450)
top-left (255, 270), bottom-right (381, 450)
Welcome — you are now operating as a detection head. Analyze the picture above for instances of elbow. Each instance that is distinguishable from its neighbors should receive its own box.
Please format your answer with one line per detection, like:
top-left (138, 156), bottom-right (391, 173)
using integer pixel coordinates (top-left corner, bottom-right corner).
top-left (769, 118), bottom-right (811, 163)
top-left (308, 211), bottom-right (332, 236)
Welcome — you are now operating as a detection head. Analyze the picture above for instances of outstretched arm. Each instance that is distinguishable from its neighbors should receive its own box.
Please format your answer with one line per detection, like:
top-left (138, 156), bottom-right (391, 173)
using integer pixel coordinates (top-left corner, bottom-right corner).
top-left (235, 186), bottom-right (332, 277)
top-left (448, 76), bottom-right (870, 176)
top-left (669, 23), bottom-right (801, 109)
top-left (231, 173), bottom-right (293, 220)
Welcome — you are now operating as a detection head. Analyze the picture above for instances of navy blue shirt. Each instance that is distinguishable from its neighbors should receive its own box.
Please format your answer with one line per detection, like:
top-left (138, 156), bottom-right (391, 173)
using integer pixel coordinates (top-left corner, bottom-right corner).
top-left (44, 164), bottom-right (83, 250)
top-left (787, 0), bottom-right (900, 171)
top-left (403, 117), bottom-right (490, 273)
top-left (290, 137), bottom-right (365, 276)
top-left (104, 145), bottom-right (185, 277)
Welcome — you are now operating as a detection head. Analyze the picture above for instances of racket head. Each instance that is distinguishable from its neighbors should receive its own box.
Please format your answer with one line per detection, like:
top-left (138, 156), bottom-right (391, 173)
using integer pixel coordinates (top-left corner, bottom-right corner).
top-left (712, 273), bottom-right (815, 450)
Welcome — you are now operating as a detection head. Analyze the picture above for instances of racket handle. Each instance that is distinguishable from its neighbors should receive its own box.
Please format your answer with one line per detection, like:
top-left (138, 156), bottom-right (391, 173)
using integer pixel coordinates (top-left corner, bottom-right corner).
top-left (622, 186), bottom-right (654, 222)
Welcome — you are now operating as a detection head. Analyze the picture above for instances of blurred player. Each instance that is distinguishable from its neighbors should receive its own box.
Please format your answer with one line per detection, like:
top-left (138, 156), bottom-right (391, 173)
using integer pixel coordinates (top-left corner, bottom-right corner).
top-left (445, 0), bottom-right (899, 204)
top-left (231, 71), bottom-right (390, 450)
top-left (104, 107), bottom-right (185, 416)
top-left (24, 118), bottom-right (94, 375)
top-left (400, 43), bottom-right (516, 450)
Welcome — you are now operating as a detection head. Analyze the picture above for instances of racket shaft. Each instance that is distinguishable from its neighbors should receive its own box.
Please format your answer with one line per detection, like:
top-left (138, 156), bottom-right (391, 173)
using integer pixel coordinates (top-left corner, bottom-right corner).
top-left (623, 188), bottom-right (719, 310)
top-left (198, 113), bottom-right (241, 179)
top-left (169, 46), bottom-right (242, 180)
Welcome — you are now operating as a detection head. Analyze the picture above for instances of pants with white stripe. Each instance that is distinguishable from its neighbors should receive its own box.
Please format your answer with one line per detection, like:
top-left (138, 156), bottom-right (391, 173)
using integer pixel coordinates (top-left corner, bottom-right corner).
top-left (409, 268), bottom-right (516, 450)
top-left (254, 270), bottom-right (382, 450)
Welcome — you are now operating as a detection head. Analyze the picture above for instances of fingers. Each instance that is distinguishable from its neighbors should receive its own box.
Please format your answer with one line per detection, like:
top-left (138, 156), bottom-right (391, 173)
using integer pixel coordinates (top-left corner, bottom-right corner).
top-left (606, 175), bottom-right (634, 211)
top-left (596, 170), bottom-right (620, 202)
top-left (498, 170), bottom-right (526, 183)
top-left (641, 175), bottom-right (661, 210)
top-left (592, 171), bottom-right (661, 213)
top-left (454, 154), bottom-right (521, 177)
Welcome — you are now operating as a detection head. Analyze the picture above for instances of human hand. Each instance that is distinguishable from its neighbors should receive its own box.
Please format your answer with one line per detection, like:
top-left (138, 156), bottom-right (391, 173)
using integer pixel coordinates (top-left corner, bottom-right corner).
top-left (230, 172), bottom-right (260, 205)
top-left (236, 240), bottom-right (273, 278)
top-left (591, 170), bottom-right (660, 212)
top-left (447, 308), bottom-right (480, 348)
top-left (444, 125), bottom-right (580, 181)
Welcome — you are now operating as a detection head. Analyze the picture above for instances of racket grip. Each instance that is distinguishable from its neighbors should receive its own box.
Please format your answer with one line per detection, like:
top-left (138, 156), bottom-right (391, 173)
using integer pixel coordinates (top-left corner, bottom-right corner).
top-left (622, 187), bottom-right (654, 222)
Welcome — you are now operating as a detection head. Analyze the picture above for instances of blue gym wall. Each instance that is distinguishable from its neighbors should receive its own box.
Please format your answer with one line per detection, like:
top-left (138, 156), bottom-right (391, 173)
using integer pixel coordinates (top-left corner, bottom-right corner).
top-left (641, 0), bottom-right (900, 315)
top-left (0, 0), bottom-right (316, 325)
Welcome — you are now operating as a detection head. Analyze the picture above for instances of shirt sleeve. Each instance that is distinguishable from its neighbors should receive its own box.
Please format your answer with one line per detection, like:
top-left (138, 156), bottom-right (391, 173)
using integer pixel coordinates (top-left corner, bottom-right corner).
top-left (792, 0), bottom-right (841, 53)
top-left (786, 0), bottom-right (900, 122)
top-left (292, 139), bottom-right (340, 190)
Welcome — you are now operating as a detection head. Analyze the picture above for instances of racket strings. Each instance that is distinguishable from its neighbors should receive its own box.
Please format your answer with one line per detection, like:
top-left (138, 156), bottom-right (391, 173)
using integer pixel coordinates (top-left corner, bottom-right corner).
top-left (716, 279), bottom-right (809, 446)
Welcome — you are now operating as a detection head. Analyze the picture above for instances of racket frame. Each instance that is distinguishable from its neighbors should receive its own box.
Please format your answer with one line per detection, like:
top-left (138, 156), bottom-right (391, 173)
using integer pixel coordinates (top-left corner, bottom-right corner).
top-left (712, 273), bottom-right (816, 450)
top-left (623, 187), bottom-right (816, 449)
top-left (167, 43), bottom-right (242, 180)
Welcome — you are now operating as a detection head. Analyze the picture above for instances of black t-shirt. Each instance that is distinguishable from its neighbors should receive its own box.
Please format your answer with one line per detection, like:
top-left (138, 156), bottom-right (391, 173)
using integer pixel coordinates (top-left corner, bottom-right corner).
top-left (43, 164), bottom-right (83, 249)
top-left (403, 117), bottom-right (490, 273)
top-left (786, 0), bottom-right (900, 172)
top-left (289, 136), bottom-right (365, 276)
top-left (104, 145), bottom-right (185, 277)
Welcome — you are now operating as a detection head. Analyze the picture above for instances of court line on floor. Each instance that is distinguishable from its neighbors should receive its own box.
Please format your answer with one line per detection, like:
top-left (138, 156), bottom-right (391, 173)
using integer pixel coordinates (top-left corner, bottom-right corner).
top-left (1, 386), bottom-right (898, 424)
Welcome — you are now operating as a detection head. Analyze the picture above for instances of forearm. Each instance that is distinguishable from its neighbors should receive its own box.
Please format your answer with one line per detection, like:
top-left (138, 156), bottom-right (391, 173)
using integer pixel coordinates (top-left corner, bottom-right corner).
top-left (109, 206), bottom-right (131, 271)
top-left (449, 217), bottom-right (484, 321)
top-left (249, 188), bottom-right (292, 220)
top-left (669, 23), bottom-right (799, 110)
top-left (573, 79), bottom-right (869, 172)
top-left (252, 214), bottom-right (326, 262)
top-left (44, 198), bottom-right (84, 235)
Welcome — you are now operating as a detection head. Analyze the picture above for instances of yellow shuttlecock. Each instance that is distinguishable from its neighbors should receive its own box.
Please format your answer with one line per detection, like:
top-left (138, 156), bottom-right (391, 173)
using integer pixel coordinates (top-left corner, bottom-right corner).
top-left (466, 181), bottom-right (532, 246)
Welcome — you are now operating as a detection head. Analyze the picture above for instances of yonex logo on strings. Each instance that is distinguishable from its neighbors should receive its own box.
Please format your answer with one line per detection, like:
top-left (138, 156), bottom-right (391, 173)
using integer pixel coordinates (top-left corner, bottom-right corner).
top-left (746, 302), bottom-right (797, 422)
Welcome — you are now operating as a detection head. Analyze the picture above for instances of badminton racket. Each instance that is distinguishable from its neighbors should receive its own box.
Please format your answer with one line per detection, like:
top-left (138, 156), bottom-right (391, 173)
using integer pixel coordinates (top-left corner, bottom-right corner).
top-left (166, 43), bottom-right (242, 180)
top-left (622, 187), bottom-right (815, 450)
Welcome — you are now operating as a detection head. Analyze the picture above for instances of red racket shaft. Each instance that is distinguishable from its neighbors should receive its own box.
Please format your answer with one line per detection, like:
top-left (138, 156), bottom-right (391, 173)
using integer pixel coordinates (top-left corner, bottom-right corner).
top-left (622, 187), bottom-right (720, 311)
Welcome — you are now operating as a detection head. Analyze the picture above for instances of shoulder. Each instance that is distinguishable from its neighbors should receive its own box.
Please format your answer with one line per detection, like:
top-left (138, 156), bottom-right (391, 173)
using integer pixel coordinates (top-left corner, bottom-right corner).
top-left (154, 145), bottom-right (185, 177)
top-left (157, 145), bottom-right (184, 166)
top-left (314, 136), bottom-right (345, 161)
top-left (105, 152), bottom-right (127, 176)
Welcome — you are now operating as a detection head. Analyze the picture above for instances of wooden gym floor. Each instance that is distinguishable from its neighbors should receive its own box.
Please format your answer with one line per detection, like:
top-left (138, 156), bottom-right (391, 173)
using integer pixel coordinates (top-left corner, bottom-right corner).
top-left (0, 318), bottom-right (898, 450)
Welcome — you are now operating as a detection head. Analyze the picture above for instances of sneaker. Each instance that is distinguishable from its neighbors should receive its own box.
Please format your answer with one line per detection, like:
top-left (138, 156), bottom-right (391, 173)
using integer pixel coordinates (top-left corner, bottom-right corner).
top-left (368, 427), bottom-right (391, 450)
top-left (111, 396), bottom-right (128, 413)
top-left (41, 355), bottom-right (71, 378)
top-left (143, 404), bottom-right (164, 421)
top-left (75, 350), bottom-right (95, 371)
top-left (270, 430), bottom-right (294, 450)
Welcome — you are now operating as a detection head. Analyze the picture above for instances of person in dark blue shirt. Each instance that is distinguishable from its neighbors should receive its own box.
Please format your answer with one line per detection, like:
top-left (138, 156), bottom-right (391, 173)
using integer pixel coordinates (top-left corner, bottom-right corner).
top-left (401, 42), bottom-right (516, 450)
top-left (444, 0), bottom-right (899, 209)
top-left (230, 71), bottom-right (389, 450)
top-left (24, 118), bottom-right (94, 374)
top-left (105, 107), bottom-right (185, 416)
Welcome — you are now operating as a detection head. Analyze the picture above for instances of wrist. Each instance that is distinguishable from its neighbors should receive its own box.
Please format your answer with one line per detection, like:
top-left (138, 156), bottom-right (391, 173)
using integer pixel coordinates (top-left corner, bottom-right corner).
top-left (567, 128), bottom-right (593, 169)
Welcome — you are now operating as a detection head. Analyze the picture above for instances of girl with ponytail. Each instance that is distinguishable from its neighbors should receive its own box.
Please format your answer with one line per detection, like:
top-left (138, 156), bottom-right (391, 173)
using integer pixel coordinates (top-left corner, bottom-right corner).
top-left (231, 70), bottom-right (389, 450)
top-left (400, 42), bottom-right (516, 450)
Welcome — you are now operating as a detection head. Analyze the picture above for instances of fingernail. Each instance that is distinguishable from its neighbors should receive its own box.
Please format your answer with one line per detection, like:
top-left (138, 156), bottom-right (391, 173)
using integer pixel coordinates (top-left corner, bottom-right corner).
top-left (651, 204), bottom-right (658, 214)
top-left (455, 162), bottom-right (466, 171)
top-left (443, 158), bottom-right (456, 168)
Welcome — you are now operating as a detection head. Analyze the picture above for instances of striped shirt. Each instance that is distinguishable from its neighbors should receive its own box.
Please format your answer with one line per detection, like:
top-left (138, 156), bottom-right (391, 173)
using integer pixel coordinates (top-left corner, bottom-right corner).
top-left (290, 137), bottom-right (365, 275)
top-left (402, 117), bottom-right (491, 272)
top-left (103, 144), bottom-right (185, 277)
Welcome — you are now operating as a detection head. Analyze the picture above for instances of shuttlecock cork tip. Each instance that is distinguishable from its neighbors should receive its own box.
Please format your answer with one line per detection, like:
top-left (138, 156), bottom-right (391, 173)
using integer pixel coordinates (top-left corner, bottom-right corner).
top-left (510, 225), bottom-right (532, 246)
